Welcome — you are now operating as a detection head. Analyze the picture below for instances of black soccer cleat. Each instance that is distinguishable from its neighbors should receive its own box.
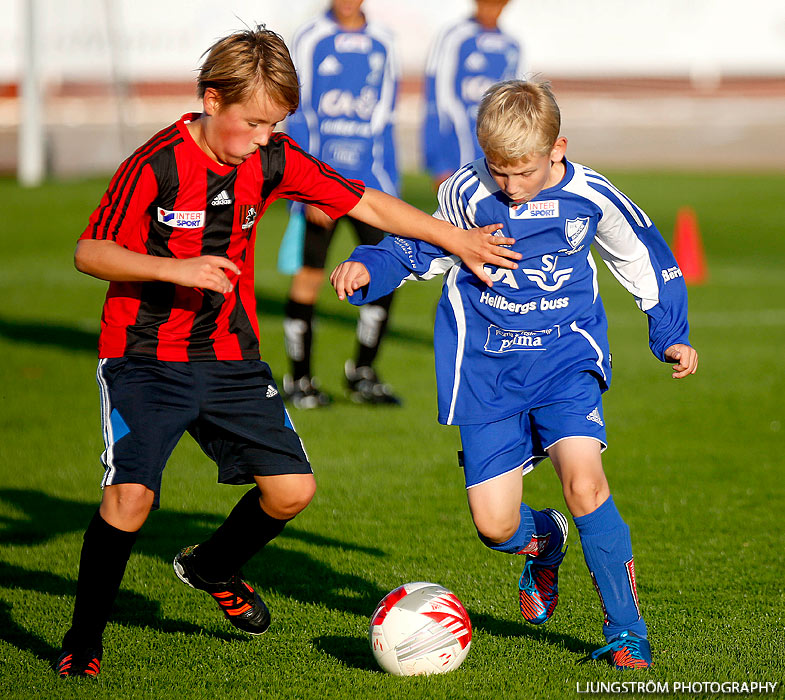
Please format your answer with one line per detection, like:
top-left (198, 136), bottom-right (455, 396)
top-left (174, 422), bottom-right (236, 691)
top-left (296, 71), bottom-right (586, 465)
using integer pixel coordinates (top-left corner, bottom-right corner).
top-left (282, 374), bottom-right (332, 409)
top-left (56, 646), bottom-right (102, 678)
top-left (173, 545), bottom-right (271, 635)
top-left (344, 360), bottom-right (401, 405)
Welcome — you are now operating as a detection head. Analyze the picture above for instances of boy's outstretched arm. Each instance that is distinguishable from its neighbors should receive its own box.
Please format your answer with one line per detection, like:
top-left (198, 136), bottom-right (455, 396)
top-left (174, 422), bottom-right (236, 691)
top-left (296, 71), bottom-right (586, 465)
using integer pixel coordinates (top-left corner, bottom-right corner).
top-left (348, 187), bottom-right (519, 286)
top-left (664, 343), bottom-right (699, 379)
top-left (330, 261), bottom-right (369, 301)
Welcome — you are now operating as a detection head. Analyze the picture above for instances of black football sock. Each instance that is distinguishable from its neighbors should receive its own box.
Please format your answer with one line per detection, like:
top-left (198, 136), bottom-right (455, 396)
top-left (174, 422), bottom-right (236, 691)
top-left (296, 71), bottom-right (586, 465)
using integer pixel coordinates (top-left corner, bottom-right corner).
top-left (192, 487), bottom-right (290, 583)
top-left (62, 509), bottom-right (139, 650)
top-left (283, 299), bottom-right (315, 380)
top-left (354, 292), bottom-right (393, 369)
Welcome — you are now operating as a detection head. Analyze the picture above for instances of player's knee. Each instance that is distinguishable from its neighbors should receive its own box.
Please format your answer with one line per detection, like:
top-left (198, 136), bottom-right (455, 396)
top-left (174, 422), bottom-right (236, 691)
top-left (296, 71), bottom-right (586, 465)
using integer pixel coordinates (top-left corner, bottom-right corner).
top-left (100, 483), bottom-right (154, 530)
top-left (473, 513), bottom-right (518, 546)
top-left (562, 476), bottom-right (609, 514)
top-left (261, 476), bottom-right (316, 519)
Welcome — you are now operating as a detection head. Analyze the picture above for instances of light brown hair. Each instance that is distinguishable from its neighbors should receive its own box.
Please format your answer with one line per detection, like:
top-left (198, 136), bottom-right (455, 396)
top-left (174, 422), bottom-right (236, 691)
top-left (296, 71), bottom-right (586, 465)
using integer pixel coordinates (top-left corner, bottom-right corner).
top-left (197, 25), bottom-right (299, 113)
top-left (476, 80), bottom-right (561, 164)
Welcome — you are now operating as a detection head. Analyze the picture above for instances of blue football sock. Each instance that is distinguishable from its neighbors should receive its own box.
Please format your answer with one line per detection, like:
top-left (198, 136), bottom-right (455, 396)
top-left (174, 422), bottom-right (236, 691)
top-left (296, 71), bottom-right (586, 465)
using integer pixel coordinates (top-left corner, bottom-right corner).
top-left (573, 495), bottom-right (647, 641)
top-left (479, 504), bottom-right (563, 557)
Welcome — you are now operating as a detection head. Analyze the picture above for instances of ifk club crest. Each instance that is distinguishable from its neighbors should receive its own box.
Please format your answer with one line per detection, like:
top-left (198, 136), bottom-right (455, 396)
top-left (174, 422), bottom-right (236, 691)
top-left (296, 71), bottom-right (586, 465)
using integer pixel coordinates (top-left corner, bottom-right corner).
top-left (565, 216), bottom-right (590, 250)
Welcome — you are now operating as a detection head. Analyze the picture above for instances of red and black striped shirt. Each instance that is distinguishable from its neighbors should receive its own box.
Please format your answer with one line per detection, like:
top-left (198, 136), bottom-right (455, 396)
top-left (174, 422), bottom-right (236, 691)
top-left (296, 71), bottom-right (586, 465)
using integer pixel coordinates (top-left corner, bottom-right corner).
top-left (81, 114), bottom-right (365, 361)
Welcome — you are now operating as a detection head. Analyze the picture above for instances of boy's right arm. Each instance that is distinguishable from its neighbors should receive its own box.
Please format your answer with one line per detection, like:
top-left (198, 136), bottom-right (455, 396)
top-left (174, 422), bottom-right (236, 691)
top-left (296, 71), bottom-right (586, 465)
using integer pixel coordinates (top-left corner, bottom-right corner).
top-left (348, 187), bottom-right (518, 285)
top-left (74, 239), bottom-right (240, 294)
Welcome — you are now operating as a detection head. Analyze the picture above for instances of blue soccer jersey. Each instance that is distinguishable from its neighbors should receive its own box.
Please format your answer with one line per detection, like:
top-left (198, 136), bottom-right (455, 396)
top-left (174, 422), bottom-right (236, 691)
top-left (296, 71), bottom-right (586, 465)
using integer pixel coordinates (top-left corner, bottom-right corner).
top-left (422, 18), bottom-right (524, 177)
top-left (286, 10), bottom-right (399, 196)
top-left (346, 159), bottom-right (690, 425)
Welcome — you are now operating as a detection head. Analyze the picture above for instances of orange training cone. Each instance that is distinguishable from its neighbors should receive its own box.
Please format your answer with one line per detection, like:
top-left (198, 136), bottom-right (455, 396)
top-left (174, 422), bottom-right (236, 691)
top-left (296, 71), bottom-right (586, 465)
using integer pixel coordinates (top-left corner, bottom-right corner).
top-left (672, 206), bottom-right (707, 285)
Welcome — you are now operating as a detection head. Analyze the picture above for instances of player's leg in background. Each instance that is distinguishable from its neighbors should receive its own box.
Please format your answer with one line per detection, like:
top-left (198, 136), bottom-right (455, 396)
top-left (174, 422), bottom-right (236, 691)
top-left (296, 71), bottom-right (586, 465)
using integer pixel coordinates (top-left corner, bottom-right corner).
top-left (549, 437), bottom-right (648, 642)
top-left (343, 217), bottom-right (400, 405)
top-left (282, 213), bottom-right (336, 408)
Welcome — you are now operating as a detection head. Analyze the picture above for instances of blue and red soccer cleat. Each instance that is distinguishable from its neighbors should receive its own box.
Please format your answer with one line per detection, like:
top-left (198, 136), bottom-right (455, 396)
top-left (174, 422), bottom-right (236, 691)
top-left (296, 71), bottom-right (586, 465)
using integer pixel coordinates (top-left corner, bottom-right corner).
top-left (589, 631), bottom-right (652, 669)
top-left (518, 508), bottom-right (568, 624)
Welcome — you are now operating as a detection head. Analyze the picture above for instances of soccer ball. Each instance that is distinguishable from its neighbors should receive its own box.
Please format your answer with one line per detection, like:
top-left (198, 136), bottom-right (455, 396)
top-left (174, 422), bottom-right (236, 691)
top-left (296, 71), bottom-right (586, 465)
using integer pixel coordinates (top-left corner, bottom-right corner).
top-left (368, 582), bottom-right (472, 676)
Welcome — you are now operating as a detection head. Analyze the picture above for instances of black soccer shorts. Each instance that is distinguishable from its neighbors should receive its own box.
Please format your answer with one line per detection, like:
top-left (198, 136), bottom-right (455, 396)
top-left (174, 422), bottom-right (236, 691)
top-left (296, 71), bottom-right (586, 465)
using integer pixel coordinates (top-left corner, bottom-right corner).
top-left (95, 357), bottom-right (311, 508)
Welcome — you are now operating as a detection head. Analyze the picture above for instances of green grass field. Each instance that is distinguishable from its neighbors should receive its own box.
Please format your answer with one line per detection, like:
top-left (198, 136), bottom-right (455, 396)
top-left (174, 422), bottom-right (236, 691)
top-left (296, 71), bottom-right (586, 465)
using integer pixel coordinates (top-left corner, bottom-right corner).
top-left (1, 171), bottom-right (783, 699)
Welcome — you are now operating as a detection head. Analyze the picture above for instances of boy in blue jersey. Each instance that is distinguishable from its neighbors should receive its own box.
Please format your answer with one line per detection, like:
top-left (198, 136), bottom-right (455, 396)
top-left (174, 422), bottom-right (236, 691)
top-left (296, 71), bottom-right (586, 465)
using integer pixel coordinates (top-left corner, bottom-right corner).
top-left (422, 0), bottom-right (523, 187)
top-left (332, 80), bottom-right (698, 670)
top-left (279, 0), bottom-right (403, 408)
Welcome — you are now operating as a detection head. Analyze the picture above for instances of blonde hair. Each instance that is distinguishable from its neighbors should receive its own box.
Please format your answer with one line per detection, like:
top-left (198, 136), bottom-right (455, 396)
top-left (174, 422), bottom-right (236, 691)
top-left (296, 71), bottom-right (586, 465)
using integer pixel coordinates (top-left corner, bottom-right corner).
top-left (197, 25), bottom-right (299, 114)
top-left (476, 80), bottom-right (561, 164)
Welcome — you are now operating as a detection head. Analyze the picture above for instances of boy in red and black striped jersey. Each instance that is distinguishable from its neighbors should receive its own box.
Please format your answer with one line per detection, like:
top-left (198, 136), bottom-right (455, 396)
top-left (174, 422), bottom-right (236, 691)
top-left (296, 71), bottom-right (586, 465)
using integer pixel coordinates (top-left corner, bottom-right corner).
top-left (57, 25), bottom-right (520, 678)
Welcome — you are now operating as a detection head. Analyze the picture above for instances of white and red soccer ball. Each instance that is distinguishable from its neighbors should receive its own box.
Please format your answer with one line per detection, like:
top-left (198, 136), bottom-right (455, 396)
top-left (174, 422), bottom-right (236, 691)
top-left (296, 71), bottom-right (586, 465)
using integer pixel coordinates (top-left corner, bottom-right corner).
top-left (368, 582), bottom-right (472, 676)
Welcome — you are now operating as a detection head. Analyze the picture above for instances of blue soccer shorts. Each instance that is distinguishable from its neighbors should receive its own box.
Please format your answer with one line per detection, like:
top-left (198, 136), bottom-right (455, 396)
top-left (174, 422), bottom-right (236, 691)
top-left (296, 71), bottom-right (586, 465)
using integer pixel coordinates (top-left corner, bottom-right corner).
top-left (95, 357), bottom-right (311, 508)
top-left (458, 371), bottom-right (608, 489)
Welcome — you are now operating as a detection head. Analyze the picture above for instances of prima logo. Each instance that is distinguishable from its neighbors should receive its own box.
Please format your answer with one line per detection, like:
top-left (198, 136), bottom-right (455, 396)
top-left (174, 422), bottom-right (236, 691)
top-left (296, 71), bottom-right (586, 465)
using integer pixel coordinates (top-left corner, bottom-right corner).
top-left (484, 324), bottom-right (557, 354)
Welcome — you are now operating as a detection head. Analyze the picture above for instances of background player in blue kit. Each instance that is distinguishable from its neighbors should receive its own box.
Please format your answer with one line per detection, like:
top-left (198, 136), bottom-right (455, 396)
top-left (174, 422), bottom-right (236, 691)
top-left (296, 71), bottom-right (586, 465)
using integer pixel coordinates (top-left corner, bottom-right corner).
top-left (332, 80), bottom-right (699, 670)
top-left (422, 0), bottom-right (524, 187)
top-left (279, 0), bottom-right (402, 408)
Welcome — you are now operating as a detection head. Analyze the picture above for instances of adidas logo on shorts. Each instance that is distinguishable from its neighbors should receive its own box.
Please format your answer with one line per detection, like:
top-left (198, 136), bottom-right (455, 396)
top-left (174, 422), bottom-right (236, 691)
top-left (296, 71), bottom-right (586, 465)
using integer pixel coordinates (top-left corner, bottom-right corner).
top-left (266, 385), bottom-right (279, 398)
top-left (211, 190), bottom-right (232, 206)
top-left (586, 407), bottom-right (604, 426)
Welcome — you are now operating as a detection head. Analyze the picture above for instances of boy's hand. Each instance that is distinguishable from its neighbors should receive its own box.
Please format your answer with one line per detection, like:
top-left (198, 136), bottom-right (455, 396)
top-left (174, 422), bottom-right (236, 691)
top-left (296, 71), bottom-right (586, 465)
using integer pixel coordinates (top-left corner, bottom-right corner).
top-left (664, 344), bottom-right (699, 379)
top-left (450, 224), bottom-right (521, 286)
top-left (167, 256), bottom-right (241, 294)
top-left (330, 261), bottom-right (370, 301)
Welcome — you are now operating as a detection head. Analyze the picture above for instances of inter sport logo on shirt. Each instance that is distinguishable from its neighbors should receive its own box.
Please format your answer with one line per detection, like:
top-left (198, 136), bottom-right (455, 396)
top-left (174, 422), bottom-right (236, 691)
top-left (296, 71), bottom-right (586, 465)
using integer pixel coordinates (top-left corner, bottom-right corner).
top-left (509, 200), bottom-right (560, 219)
top-left (157, 208), bottom-right (205, 228)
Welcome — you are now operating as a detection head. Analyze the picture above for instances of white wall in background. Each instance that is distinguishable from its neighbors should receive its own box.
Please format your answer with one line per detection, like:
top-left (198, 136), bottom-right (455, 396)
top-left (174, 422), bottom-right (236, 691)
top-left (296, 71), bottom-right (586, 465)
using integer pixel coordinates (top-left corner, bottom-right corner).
top-left (1, 0), bottom-right (784, 83)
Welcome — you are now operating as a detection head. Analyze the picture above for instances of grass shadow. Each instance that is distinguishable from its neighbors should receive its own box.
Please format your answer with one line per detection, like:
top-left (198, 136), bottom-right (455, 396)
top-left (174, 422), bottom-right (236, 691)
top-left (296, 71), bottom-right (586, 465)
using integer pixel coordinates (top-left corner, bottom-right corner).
top-left (312, 634), bottom-right (379, 672)
top-left (470, 611), bottom-right (596, 658)
top-left (0, 317), bottom-right (97, 354)
top-left (0, 488), bottom-right (390, 662)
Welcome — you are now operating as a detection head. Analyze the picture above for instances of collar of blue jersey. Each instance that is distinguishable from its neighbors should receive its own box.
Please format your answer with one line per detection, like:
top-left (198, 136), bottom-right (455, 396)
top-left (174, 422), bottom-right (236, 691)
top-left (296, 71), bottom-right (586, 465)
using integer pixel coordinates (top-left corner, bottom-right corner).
top-left (469, 17), bottom-right (502, 33)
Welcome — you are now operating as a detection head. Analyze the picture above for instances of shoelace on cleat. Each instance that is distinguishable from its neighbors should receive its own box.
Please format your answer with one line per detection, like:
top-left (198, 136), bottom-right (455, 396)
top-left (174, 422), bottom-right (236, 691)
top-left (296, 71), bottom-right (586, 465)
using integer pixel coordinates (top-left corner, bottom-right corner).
top-left (210, 576), bottom-right (254, 617)
top-left (589, 633), bottom-right (649, 668)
